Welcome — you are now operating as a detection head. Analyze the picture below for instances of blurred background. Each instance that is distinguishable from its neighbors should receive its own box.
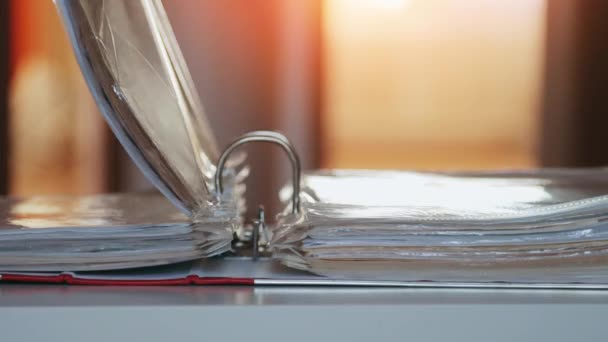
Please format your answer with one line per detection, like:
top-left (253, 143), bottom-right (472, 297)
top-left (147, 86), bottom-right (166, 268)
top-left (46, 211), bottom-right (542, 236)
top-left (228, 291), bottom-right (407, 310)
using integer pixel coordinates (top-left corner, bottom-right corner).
top-left (1, 0), bottom-right (608, 215)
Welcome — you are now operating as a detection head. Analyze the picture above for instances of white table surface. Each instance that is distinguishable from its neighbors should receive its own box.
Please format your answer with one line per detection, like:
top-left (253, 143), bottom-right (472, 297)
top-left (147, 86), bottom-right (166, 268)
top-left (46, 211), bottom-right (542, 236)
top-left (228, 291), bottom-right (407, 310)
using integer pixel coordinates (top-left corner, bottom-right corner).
top-left (1, 284), bottom-right (608, 342)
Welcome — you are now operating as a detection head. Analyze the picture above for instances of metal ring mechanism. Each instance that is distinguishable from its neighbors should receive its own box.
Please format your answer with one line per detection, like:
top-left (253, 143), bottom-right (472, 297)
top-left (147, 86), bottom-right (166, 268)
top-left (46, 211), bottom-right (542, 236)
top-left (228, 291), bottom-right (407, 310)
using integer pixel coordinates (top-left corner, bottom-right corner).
top-left (214, 130), bottom-right (301, 214)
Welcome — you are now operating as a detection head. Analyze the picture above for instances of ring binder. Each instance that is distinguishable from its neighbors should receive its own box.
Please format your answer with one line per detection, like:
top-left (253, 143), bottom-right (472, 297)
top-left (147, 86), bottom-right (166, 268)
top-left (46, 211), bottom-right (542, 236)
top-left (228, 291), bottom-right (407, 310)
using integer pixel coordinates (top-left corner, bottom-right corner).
top-left (35, 0), bottom-right (608, 288)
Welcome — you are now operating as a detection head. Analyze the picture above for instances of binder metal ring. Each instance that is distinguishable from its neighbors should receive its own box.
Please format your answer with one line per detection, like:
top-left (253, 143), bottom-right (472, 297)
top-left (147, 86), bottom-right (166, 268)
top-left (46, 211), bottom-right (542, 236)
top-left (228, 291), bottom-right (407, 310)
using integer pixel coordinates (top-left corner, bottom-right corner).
top-left (214, 131), bottom-right (301, 214)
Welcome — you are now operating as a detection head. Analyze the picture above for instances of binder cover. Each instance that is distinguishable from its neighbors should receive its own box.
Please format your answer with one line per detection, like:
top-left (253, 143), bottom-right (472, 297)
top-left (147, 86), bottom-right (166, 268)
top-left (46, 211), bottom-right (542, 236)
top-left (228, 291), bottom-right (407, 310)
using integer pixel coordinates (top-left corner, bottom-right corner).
top-left (4, 258), bottom-right (608, 289)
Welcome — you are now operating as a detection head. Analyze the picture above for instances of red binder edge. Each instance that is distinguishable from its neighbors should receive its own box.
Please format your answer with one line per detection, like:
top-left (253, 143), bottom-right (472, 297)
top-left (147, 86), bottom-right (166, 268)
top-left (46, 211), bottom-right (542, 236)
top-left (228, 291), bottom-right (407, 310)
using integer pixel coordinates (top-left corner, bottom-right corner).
top-left (0, 273), bottom-right (254, 286)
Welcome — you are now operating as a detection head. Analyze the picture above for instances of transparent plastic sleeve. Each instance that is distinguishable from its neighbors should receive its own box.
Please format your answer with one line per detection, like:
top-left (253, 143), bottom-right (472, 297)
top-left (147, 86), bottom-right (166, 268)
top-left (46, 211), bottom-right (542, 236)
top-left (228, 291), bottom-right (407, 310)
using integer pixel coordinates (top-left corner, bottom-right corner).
top-left (55, 0), bottom-right (230, 216)
top-left (272, 168), bottom-right (608, 284)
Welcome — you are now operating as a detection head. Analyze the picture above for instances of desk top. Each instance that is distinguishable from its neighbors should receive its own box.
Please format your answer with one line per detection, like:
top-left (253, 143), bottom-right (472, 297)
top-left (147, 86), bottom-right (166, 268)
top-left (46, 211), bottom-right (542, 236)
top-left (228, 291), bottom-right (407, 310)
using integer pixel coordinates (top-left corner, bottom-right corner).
top-left (1, 285), bottom-right (608, 342)
top-left (2, 284), bottom-right (608, 306)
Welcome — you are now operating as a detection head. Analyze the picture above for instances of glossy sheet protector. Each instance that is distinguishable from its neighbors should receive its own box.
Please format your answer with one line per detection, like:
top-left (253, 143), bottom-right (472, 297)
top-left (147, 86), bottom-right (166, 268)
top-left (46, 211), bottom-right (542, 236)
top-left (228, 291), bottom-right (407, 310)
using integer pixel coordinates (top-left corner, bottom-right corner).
top-left (55, 0), bottom-right (245, 217)
top-left (273, 169), bottom-right (608, 284)
top-left (0, 194), bottom-right (232, 271)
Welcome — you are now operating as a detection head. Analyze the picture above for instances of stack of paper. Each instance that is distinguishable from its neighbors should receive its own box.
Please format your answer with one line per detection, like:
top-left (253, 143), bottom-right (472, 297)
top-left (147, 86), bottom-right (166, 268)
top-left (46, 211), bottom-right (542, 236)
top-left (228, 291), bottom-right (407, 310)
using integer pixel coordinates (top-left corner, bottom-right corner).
top-left (272, 169), bottom-right (608, 283)
top-left (0, 194), bottom-right (233, 271)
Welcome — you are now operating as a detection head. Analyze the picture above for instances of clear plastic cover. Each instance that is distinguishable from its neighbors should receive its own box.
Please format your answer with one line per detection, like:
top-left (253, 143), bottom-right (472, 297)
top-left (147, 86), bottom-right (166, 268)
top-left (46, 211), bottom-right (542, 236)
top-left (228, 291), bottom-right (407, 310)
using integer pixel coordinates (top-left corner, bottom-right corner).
top-left (272, 168), bottom-right (608, 284)
top-left (55, 0), bottom-right (228, 215)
